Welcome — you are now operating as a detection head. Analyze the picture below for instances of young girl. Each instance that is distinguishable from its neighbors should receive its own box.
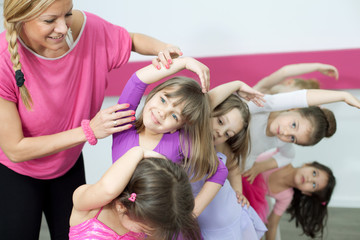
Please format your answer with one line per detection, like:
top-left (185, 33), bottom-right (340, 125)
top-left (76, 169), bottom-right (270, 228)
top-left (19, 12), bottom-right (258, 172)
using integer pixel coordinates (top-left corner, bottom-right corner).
top-left (246, 149), bottom-right (336, 240)
top-left (111, 56), bottom-right (264, 217)
top-left (187, 89), bottom-right (267, 239)
top-left (253, 63), bottom-right (338, 94)
top-left (69, 147), bottom-right (201, 240)
top-left (209, 79), bottom-right (360, 183)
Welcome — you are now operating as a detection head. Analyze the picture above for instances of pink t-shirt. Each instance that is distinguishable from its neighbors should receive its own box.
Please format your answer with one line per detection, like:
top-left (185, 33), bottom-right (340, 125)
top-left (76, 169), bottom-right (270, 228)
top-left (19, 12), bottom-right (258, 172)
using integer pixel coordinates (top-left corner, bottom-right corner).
top-left (258, 150), bottom-right (294, 216)
top-left (0, 11), bottom-right (132, 179)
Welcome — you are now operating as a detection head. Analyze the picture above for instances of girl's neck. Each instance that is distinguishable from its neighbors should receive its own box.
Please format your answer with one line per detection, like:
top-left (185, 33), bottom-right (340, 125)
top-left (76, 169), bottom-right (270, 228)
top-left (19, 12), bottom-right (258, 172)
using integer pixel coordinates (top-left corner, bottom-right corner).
top-left (139, 129), bottom-right (163, 150)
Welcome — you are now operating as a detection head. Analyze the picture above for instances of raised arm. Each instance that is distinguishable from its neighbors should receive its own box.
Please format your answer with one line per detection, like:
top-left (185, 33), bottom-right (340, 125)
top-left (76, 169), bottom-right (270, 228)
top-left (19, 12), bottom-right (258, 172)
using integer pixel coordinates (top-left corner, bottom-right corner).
top-left (306, 89), bottom-right (360, 108)
top-left (129, 32), bottom-right (182, 70)
top-left (208, 80), bottom-right (265, 111)
top-left (72, 147), bottom-right (145, 211)
top-left (136, 56), bottom-right (210, 93)
top-left (254, 63), bottom-right (339, 93)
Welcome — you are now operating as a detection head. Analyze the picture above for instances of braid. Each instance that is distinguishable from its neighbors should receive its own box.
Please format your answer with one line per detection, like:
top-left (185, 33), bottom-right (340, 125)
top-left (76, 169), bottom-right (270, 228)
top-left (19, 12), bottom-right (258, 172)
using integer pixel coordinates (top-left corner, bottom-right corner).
top-left (4, 10), bottom-right (33, 109)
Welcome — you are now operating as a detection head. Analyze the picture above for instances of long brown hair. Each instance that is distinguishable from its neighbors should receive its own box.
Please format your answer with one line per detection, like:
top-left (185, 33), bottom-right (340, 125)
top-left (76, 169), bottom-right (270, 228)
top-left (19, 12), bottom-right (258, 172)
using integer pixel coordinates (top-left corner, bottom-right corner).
top-left (287, 161), bottom-right (336, 239)
top-left (116, 157), bottom-right (201, 240)
top-left (135, 77), bottom-right (218, 182)
top-left (3, 0), bottom-right (56, 109)
top-left (212, 94), bottom-right (251, 171)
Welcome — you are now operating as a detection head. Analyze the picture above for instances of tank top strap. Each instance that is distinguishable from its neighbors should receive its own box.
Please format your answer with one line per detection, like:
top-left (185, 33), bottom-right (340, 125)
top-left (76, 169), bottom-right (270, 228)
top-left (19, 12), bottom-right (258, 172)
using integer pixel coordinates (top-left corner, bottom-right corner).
top-left (65, 28), bottom-right (74, 48)
top-left (94, 207), bottom-right (103, 219)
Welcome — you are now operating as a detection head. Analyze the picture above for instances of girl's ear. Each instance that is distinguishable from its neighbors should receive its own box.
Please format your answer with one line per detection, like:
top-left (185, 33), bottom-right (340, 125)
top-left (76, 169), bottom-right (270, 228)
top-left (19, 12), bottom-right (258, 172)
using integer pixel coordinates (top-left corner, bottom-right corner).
top-left (115, 201), bottom-right (126, 213)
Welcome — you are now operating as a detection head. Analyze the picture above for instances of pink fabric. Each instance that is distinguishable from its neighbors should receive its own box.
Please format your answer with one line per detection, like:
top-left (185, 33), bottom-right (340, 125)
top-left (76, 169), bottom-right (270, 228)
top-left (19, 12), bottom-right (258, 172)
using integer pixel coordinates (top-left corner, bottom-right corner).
top-left (69, 208), bottom-right (145, 240)
top-left (0, 11), bottom-right (132, 179)
top-left (243, 148), bottom-right (294, 221)
top-left (105, 48), bottom-right (360, 96)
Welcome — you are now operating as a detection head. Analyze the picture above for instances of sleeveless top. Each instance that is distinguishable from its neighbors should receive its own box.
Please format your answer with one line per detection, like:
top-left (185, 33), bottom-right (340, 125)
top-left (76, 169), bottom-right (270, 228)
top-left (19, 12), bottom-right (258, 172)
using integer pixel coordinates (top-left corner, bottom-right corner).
top-left (69, 207), bottom-right (145, 240)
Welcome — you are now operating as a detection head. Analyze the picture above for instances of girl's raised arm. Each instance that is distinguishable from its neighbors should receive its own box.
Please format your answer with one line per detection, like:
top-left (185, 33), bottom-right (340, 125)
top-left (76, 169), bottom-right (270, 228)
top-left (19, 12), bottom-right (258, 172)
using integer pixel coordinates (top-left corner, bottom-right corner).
top-left (306, 89), bottom-right (360, 108)
top-left (208, 81), bottom-right (264, 111)
top-left (72, 147), bottom-right (146, 211)
top-left (136, 56), bottom-right (210, 93)
top-left (254, 63), bottom-right (338, 93)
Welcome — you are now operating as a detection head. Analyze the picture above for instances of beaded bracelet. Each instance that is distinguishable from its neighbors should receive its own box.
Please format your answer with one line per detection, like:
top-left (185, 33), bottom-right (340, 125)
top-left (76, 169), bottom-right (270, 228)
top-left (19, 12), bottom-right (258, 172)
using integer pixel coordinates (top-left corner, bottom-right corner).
top-left (81, 119), bottom-right (97, 145)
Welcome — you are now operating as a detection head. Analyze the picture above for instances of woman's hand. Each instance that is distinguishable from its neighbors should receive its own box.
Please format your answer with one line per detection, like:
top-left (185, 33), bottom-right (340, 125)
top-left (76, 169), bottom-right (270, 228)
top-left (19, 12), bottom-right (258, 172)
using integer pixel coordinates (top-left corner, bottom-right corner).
top-left (152, 44), bottom-right (183, 70)
top-left (89, 103), bottom-right (135, 139)
top-left (237, 83), bottom-right (265, 107)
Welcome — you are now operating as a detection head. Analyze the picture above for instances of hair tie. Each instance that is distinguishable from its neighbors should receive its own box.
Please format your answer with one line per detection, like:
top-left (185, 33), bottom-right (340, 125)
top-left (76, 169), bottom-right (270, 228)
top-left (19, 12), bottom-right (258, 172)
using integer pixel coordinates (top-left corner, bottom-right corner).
top-left (15, 69), bottom-right (25, 87)
top-left (321, 201), bottom-right (327, 206)
top-left (128, 193), bottom-right (137, 202)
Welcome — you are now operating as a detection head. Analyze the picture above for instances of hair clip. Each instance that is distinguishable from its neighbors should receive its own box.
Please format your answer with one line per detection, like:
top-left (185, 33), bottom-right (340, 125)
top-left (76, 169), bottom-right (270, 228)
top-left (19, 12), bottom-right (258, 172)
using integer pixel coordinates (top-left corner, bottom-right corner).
top-left (128, 193), bottom-right (137, 202)
top-left (321, 201), bottom-right (327, 206)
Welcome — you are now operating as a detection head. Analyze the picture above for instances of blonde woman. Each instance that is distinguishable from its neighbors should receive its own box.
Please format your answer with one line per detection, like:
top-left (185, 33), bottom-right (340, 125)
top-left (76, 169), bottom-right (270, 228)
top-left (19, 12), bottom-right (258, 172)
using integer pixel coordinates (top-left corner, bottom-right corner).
top-left (0, 0), bottom-right (182, 239)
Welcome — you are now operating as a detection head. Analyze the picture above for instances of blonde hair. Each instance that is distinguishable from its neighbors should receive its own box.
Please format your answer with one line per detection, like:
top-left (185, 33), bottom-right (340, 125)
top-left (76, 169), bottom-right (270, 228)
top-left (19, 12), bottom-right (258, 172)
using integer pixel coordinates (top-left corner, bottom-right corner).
top-left (135, 77), bottom-right (218, 182)
top-left (3, 0), bottom-right (56, 109)
top-left (212, 94), bottom-right (251, 172)
top-left (292, 78), bottom-right (320, 90)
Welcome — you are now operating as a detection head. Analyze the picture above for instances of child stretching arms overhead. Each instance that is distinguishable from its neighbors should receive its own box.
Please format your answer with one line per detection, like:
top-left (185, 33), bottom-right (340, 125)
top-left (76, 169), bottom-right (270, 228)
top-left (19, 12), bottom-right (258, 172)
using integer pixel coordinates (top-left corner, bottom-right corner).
top-left (69, 147), bottom-right (200, 240)
top-left (112, 56), bottom-right (228, 217)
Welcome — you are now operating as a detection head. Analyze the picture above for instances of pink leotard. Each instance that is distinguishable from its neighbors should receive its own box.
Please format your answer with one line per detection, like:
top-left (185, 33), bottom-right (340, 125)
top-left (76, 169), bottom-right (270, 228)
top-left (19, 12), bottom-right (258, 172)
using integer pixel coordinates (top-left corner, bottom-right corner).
top-left (69, 207), bottom-right (145, 240)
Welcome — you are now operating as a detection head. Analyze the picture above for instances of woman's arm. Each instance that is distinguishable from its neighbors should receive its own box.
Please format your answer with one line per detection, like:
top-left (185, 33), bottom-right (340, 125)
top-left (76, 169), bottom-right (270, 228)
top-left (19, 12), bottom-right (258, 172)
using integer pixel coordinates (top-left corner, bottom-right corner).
top-left (266, 211), bottom-right (282, 240)
top-left (193, 181), bottom-right (221, 217)
top-left (208, 81), bottom-right (264, 111)
top-left (254, 63), bottom-right (338, 93)
top-left (136, 56), bottom-right (210, 93)
top-left (129, 33), bottom-right (182, 69)
top-left (72, 147), bottom-right (145, 212)
top-left (0, 98), bottom-right (133, 162)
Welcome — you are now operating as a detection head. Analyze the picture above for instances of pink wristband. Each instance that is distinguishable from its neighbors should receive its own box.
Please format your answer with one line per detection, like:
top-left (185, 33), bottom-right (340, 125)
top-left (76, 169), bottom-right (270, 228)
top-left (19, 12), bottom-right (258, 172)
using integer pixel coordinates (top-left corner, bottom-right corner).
top-left (81, 119), bottom-right (97, 145)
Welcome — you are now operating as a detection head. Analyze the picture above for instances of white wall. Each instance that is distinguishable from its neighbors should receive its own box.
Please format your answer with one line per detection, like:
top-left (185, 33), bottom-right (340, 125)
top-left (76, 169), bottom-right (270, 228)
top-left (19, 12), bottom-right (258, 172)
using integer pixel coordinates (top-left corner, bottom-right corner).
top-left (1, 0), bottom-right (359, 207)
top-left (75, 0), bottom-right (360, 208)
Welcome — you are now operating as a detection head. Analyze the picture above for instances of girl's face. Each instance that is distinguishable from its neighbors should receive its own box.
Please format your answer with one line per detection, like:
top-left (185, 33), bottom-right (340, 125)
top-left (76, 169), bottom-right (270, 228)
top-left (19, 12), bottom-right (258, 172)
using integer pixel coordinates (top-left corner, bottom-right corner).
top-left (294, 165), bottom-right (329, 195)
top-left (20, 0), bottom-right (73, 58)
top-left (267, 110), bottom-right (313, 144)
top-left (143, 89), bottom-right (186, 134)
top-left (212, 108), bottom-right (244, 146)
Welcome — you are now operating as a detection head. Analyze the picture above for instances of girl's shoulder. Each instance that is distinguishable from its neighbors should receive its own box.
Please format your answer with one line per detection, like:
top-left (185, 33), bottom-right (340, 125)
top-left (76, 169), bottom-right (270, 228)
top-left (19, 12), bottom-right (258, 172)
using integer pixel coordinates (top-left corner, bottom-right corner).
top-left (70, 207), bottom-right (101, 227)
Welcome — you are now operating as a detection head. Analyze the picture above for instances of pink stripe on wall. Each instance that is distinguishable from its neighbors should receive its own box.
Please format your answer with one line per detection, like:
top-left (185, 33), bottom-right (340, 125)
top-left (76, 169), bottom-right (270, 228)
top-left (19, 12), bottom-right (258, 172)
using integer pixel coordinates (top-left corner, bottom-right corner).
top-left (105, 48), bottom-right (360, 96)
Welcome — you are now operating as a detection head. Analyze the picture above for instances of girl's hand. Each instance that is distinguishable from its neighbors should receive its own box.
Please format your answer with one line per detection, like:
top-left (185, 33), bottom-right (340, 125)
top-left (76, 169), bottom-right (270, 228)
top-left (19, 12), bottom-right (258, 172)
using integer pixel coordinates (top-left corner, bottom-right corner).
top-left (152, 44), bottom-right (183, 70)
top-left (184, 57), bottom-right (210, 93)
top-left (318, 64), bottom-right (339, 80)
top-left (344, 92), bottom-right (360, 108)
top-left (89, 104), bottom-right (135, 139)
top-left (242, 162), bottom-right (263, 184)
top-left (236, 191), bottom-right (250, 208)
top-left (237, 84), bottom-right (265, 107)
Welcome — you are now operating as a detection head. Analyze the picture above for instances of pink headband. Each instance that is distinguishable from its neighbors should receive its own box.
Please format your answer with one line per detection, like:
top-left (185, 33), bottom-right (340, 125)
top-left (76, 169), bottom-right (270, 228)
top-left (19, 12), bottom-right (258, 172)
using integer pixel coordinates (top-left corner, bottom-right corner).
top-left (128, 193), bottom-right (137, 202)
top-left (321, 201), bottom-right (326, 206)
